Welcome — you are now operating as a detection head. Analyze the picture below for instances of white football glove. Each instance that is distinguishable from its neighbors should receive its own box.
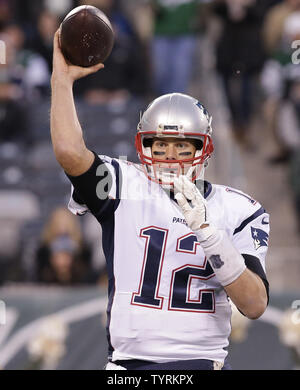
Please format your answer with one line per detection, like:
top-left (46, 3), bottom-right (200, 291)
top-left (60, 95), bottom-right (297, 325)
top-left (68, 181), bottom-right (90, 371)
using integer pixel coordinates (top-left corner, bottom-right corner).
top-left (173, 175), bottom-right (246, 286)
top-left (173, 175), bottom-right (216, 242)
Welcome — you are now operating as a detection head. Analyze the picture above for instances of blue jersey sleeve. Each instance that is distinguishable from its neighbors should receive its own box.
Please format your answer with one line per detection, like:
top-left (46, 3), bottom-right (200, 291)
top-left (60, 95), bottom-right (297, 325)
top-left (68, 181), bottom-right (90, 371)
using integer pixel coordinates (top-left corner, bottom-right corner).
top-left (66, 152), bottom-right (121, 221)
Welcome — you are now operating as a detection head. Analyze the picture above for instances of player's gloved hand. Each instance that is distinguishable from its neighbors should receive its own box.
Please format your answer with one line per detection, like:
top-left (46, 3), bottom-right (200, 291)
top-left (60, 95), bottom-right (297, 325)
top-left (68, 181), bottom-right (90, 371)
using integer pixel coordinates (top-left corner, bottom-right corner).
top-left (174, 175), bottom-right (246, 286)
top-left (173, 175), bottom-right (216, 242)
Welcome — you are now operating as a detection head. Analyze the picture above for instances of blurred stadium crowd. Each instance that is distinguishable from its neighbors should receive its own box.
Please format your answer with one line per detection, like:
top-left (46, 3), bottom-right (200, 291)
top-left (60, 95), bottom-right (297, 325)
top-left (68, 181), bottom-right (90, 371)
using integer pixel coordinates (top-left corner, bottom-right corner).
top-left (0, 0), bottom-right (300, 289)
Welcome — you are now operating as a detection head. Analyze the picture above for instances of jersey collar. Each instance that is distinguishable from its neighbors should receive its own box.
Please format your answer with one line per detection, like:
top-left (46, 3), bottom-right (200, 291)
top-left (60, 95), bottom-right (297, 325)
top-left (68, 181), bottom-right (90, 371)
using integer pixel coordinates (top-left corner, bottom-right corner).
top-left (204, 181), bottom-right (212, 199)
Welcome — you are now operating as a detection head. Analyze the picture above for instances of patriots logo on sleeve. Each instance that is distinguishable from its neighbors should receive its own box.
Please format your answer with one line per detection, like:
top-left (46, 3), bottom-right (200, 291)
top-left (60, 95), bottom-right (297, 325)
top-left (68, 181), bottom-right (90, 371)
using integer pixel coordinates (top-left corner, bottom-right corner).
top-left (251, 227), bottom-right (269, 250)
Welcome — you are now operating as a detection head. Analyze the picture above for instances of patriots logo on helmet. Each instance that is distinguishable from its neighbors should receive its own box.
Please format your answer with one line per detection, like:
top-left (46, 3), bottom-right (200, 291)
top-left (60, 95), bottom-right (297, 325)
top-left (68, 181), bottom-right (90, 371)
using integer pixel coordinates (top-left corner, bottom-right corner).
top-left (251, 227), bottom-right (269, 250)
top-left (196, 102), bottom-right (210, 121)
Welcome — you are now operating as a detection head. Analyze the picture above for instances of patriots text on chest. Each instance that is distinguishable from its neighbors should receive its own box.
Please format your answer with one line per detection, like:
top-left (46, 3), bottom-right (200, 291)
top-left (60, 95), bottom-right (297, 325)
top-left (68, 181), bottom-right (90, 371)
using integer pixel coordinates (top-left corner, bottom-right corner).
top-left (172, 216), bottom-right (188, 226)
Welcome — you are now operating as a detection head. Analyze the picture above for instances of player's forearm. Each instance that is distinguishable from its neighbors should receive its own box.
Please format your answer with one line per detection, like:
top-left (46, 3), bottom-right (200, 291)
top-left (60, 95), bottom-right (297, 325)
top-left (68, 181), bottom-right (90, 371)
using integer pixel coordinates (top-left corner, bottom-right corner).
top-left (196, 228), bottom-right (267, 319)
top-left (224, 269), bottom-right (268, 320)
top-left (51, 76), bottom-right (84, 155)
top-left (50, 76), bottom-right (93, 175)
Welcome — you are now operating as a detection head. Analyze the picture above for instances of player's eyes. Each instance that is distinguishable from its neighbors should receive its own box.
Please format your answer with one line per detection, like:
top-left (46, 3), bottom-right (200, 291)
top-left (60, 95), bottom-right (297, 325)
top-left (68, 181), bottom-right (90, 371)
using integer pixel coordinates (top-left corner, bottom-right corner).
top-left (154, 141), bottom-right (192, 149)
top-left (156, 142), bottom-right (167, 148)
top-left (176, 143), bottom-right (188, 149)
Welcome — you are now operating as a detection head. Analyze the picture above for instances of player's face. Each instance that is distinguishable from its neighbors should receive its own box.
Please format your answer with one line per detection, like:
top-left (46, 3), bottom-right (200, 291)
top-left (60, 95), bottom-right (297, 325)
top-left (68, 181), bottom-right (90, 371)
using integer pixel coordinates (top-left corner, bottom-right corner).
top-left (150, 137), bottom-right (197, 183)
top-left (151, 138), bottom-right (197, 161)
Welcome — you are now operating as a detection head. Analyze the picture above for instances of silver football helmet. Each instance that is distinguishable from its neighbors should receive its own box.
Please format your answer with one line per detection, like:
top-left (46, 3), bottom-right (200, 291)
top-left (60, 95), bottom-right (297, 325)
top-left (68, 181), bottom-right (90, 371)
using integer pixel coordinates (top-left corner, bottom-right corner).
top-left (135, 93), bottom-right (214, 186)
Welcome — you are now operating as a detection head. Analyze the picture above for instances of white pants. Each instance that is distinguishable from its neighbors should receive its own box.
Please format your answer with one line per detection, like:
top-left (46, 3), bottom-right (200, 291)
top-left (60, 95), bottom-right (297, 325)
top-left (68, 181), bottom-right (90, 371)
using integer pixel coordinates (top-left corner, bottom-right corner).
top-left (104, 361), bottom-right (224, 370)
top-left (105, 362), bottom-right (127, 370)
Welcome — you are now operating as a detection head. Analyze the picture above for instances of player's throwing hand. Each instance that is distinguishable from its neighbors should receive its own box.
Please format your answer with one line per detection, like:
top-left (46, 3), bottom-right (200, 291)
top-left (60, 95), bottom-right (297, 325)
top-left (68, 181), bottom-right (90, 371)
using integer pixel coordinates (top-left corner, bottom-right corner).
top-left (52, 30), bottom-right (104, 84)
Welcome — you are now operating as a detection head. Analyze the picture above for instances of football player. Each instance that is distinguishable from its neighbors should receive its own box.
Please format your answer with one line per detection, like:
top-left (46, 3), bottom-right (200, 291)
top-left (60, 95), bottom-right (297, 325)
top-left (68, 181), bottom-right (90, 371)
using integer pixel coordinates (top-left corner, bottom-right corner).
top-left (51, 31), bottom-right (270, 370)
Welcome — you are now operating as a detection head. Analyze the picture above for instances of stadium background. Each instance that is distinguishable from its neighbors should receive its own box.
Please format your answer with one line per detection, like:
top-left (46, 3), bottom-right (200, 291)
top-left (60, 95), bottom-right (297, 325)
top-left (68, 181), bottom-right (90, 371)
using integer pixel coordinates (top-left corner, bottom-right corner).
top-left (0, 0), bottom-right (300, 370)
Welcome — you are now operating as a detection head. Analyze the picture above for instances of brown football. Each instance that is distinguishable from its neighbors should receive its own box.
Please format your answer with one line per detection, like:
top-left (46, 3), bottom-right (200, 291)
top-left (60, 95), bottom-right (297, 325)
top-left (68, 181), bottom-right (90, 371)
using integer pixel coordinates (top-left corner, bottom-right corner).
top-left (59, 5), bottom-right (115, 67)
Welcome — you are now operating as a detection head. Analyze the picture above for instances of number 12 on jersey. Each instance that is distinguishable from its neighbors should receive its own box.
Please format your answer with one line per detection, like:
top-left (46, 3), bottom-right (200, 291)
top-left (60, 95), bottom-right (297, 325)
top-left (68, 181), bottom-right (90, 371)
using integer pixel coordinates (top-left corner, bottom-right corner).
top-left (131, 227), bottom-right (216, 313)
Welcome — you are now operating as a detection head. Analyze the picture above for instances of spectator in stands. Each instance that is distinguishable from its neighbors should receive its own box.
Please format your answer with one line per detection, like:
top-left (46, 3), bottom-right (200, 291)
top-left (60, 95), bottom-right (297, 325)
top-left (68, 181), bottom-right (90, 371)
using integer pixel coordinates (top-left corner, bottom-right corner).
top-left (149, 0), bottom-right (203, 96)
top-left (212, 0), bottom-right (269, 148)
top-left (30, 10), bottom-right (60, 74)
top-left (0, 29), bottom-right (30, 145)
top-left (289, 147), bottom-right (300, 233)
top-left (277, 75), bottom-right (300, 154)
top-left (0, 93), bottom-right (29, 144)
top-left (262, 0), bottom-right (300, 56)
top-left (261, 6), bottom-right (300, 227)
top-left (273, 12), bottom-right (300, 155)
top-left (38, 234), bottom-right (87, 285)
top-left (13, 0), bottom-right (45, 28)
top-left (74, 0), bottom-right (148, 103)
top-left (0, 23), bottom-right (50, 100)
top-left (0, 0), bottom-right (13, 31)
top-left (43, 0), bottom-right (75, 19)
top-left (35, 207), bottom-right (100, 286)
top-left (261, 1), bottom-right (300, 163)
top-left (276, 73), bottom-right (300, 230)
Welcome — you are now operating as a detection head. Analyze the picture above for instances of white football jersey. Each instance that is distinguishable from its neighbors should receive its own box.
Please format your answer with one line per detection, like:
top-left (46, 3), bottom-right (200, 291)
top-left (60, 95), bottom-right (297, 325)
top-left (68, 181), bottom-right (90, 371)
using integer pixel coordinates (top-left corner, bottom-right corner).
top-left (68, 155), bottom-right (270, 364)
